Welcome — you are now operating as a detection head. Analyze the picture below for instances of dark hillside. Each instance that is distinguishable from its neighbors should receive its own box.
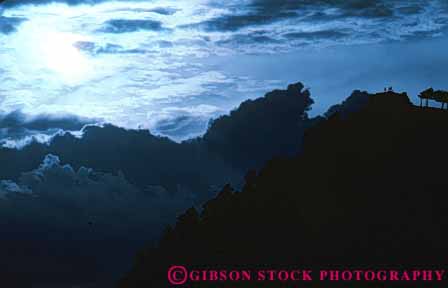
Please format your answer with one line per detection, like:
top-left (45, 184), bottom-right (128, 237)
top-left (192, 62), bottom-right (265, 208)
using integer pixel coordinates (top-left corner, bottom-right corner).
top-left (118, 91), bottom-right (448, 287)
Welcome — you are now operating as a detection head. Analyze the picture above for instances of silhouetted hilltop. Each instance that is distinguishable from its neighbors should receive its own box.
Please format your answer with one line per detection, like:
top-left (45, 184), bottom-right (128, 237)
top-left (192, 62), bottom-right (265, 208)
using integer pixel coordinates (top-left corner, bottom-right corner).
top-left (324, 90), bottom-right (370, 118)
top-left (118, 90), bottom-right (448, 287)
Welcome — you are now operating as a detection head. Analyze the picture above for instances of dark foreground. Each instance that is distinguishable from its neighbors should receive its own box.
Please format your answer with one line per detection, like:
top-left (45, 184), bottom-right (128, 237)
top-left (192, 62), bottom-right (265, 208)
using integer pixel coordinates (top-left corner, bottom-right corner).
top-left (118, 91), bottom-right (448, 287)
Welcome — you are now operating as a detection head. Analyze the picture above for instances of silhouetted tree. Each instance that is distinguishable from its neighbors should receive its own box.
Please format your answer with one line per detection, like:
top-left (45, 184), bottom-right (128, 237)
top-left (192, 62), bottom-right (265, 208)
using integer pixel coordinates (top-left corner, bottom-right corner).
top-left (433, 90), bottom-right (448, 110)
top-left (443, 91), bottom-right (448, 110)
top-left (418, 88), bottom-right (434, 107)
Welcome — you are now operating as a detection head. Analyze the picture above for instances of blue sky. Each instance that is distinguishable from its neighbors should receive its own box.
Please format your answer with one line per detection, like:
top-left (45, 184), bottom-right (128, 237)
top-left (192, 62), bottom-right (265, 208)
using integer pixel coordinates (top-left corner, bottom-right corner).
top-left (1, 0), bottom-right (447, 142)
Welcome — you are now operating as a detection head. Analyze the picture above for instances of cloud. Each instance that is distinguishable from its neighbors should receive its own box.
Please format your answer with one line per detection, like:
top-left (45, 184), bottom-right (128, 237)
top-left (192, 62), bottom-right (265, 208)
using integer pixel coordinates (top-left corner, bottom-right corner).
top-left (0, 110), bottom-right (94, 130)
top-left (0, 110), bottom-right (97, 148)
top-left (0, 122), bottom-right (238, 198)
top-left (0, 153), bottom-right (196, 283)
top-left (0, 179), bottom-right (32, 199)
top-left (216, 31), bottom-right (280, 47)
top-left (98, 19), bottom-right (165, 33)
top-left (0, 83), bottom-right (314, 195)
top-left (149, 7), bottom-right (178, 16)
top-left (1, 154), bottom-right (194, 227)
top-left (1, 0), bottom-right (447, 148)
top-left (0, 16), bottom-right (26, 34)
top-left (1, 0), bottom-right (108, 7)
top-left (186, 0), bottom-right (448, 48)
top-left (154, 115), bottom-right (207, 140)
top-left (0, 82), bottom-right (319, 283)
top-left (149, 105), bottom-right (222, 141)
top-left (188, 1), bottom-right (350, 32)
top-left (73, 41), bottom-right (146, 54)
top-left (203, 82), bottom-right (314, 168)
top-left (336, 0), bottom-right (394, 18)
top-left (283, 29), bottom-right (350, 40)
top-left (190, 12), bottom-right (297, 32)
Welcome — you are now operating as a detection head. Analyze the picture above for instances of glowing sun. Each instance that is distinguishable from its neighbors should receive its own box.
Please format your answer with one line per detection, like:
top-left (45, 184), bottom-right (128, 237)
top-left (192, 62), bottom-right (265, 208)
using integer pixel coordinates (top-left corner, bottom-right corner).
top-left (40, 32), bottom-right (91, 83)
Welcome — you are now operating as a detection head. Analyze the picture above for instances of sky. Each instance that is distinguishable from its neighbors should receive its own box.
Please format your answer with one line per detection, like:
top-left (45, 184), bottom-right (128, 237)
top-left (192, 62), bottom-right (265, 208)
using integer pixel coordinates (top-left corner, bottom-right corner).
top-left (1, 0), bottom-right (448, 142)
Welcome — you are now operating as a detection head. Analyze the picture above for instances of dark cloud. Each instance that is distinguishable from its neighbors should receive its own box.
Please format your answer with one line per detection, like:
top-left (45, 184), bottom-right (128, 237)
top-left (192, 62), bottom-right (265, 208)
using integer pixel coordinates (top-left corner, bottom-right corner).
top-left (0, 110), bottom-right (97, 148)
top-left (157, 40), bottom-right (173, 48)
top-left (397, 5), bottom-right (424, 15)
top-left (1, 154), bottom-right (194, 229)
top-left (149, 7), bottom-right (178, 16)
top-left (0, 123), bottom-right (239, 198)
top-left (1, 0), bottom-right (108, 7)
top-left (190, 12), bottom-right (298, 32)
top-left (73, 40), bottom-right (98, 52)
top-left (0, 153), bottom-right (194, 284)
top-left (203, 82), bottom-right (314, 169)
top-left (189, 0), bottom-right (389, 32)
top-left (98, 19), bottom-right (164, 33)
top-left (336, 0), bottom-right (394, 18)
top-left (0, 83), bottom-right (316, 193)
top-left (0, 16), bottom-right (26, 34)
top-left (0, 110), bottom-right (94, 131)
top-left (283, 29), bottom-right (350, 40)
top-left (74, 41), bottom-right (146, 54)
top-left (188, 0), bottom-right (445, 39)
top-left (217, 32), bottom-right (280, 46)
top-left (0, 83), bottom-right (318, 284)
top-left (401, 29), bottom-right (445, 41)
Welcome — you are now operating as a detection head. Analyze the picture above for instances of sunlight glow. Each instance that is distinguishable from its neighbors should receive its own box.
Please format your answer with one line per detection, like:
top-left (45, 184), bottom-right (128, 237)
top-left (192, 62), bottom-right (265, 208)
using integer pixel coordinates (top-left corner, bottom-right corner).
top-left (40, 32), bottom-right (91, 83)
top-left (9, 16), bottom-right (95, 86)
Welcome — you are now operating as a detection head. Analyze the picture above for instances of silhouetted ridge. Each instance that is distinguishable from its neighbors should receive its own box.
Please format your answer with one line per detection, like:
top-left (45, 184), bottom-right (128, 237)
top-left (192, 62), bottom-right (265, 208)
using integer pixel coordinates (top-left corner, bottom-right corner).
top-left (118, 90), bottom-right (448, 288)
top-left (325, 90), bottom-right (370, 118)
